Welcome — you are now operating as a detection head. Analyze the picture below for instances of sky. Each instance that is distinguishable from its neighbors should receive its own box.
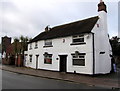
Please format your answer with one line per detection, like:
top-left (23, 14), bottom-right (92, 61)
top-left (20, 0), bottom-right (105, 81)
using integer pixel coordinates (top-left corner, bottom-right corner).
top-left (118, 1), bottom-right (120, 38)
top-left (0, 0), bottom-right (119, 43)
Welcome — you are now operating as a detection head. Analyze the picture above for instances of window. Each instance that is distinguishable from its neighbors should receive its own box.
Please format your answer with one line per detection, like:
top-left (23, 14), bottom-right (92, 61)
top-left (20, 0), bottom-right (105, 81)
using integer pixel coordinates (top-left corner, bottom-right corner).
top-left (73, 35), bottom-right (84, 43)
top-left (100, 52), bottom-right (105, 54)
top-left (29, 43), bottom-right (32, 50)
top-left (24, 54), bottom-right (28, 62)
top-left (44, 53), bottom-right (52, 64)
top-left (44, 40), bottom-right (52, 47)
top-left (72, 53), bottom-right (85, 66)
top-left (35, 42), bottom-right (38, 49)
top-left (71, 35), bottom-right (86, 45)
top-left (29, 55), bottom-right (32, 62)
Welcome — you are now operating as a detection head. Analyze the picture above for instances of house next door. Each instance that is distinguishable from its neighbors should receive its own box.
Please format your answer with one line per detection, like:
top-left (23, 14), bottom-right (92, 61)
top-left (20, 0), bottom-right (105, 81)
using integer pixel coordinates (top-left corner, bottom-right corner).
top-left (59, 55), bottom-right (67, 72)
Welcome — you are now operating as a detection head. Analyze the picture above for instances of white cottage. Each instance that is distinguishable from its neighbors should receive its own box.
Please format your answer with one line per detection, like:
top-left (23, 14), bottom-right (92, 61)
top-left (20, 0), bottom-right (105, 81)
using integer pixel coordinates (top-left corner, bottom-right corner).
top-left (25, 1), bottom-right (112, 75)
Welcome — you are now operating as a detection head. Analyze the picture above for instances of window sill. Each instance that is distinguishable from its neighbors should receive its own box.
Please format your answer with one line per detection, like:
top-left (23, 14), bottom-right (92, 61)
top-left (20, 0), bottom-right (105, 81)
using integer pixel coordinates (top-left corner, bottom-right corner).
top-left (43, 45), bottom-right (53, 48)
top-left (72, 65), bottom-right (86, 68)
top-left (73, 64), bottom-right (85, 66)
top-left (44, 63), bottom-right (52, 64)
top-left (70, 42), bottom-right (86, 45)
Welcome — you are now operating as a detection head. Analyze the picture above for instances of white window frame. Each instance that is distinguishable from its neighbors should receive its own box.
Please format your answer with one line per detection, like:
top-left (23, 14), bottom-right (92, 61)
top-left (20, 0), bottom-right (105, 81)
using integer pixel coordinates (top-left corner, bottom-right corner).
top-left (44, 54), bottom-right (52, 64)
top-left (29, 55), bottom-right (32, 62)
top-left (72, 54), bottom-right (85, 66)
top-left (72, 35), bottom-right (84, 43)
top-left (35, 42), bottom-right (38, 49)
top-left (44, 40), bottom-right (52, 47)
top-left (29, 43), bottom-right (32, 50)
top-left (24, 54), bottom-right (28, 62)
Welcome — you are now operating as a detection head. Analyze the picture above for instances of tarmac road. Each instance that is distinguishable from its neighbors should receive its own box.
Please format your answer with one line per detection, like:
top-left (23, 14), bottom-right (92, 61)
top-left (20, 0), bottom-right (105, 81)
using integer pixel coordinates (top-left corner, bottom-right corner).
top-left (2, 70), bottom-right (108, 89)
top-left (0, 69), bottom-right (2, 90)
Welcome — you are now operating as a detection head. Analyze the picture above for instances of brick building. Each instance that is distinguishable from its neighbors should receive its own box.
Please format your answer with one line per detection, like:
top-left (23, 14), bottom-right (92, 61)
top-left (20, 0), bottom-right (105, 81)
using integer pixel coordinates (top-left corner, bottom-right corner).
top-left (2, 36), bottom-right (11, 54)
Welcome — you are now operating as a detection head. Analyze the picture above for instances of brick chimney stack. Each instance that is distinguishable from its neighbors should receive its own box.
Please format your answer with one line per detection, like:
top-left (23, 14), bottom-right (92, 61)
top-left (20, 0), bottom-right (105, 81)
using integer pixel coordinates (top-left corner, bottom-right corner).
top-left (98, 0), bottom-right (107, 13)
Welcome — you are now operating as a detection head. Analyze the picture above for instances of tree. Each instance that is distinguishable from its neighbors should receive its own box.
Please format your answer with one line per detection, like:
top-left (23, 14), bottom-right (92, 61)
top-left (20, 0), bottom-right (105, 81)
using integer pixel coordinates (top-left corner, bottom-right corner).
top-left (19, 36), bottom-right (29, 55)
top-left (13, 36), bottom-right (31, 55)
top-left (0, 44), bottom-right (2, 54)
top-left (20, 35), bottom-right (24, 54)
top-left (24, 36), bottom-right (29, 51)
top-left (13, 37), bottom-right (20, 55)
top-left (29, 38), bottom-right (32, 42)
top-left (110, 36), bottom-right (120, 56)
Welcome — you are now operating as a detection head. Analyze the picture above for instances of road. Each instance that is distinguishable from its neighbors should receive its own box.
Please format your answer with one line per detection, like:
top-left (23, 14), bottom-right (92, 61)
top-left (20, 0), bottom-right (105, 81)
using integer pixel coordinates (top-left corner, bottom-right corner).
top-left (2, 70), bottom-right (108, 89)
top-left (0, 69), bottom-right (2, 90)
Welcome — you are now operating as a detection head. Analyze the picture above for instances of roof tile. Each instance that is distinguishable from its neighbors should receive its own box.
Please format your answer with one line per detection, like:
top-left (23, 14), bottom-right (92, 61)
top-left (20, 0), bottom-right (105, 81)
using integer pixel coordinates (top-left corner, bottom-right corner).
top-left (29, 16), bottom-right (99, 43)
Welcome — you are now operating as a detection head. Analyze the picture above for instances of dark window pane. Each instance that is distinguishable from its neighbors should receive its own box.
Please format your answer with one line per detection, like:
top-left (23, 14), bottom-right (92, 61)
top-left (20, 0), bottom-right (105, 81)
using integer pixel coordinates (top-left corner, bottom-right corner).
top-left (73, 55), bottom-right (76, 58)
top-left (29, 55), bottom-right (32, 62)
top-left (44, 54), bottom-right (52, 64)
top-left (73, 35), bottom-right (78, 38)
top-left (44, 59), bottom-right (52, 64)
top-left (35, 42), bottom-right (38, 47)
top-left (79, 56), bottom-right (84, 58)
top-left (35, 42), bottom-right (38, 49)
top-left (45, 41), bottom-right (52, 46)
top-left (73, 59), bottom-right (85, 66)
top-left (79, 35), bottom-right (84, 37)
top-left (73, 38), bottom-right (84, 43)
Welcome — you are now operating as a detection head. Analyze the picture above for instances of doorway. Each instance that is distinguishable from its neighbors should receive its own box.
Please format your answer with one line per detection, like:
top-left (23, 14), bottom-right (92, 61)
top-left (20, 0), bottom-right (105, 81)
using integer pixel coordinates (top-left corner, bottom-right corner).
top-left (36, 55), bottom-right (39, 69)
top-left (59, 55), bottom-right (67, 72)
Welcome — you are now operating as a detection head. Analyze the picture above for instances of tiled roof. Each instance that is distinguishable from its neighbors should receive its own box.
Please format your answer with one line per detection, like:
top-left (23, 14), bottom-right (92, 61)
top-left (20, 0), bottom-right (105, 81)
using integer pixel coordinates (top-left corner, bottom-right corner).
top-left (29, 16), bottom-right (99, 43)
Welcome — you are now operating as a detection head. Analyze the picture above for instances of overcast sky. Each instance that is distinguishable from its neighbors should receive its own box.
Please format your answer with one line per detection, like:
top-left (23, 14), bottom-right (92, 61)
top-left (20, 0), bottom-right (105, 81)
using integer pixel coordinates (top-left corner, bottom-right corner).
top-left (0, 0), bottom-right (119, 43)
top-left (118, 1), bottom-right (120, 38)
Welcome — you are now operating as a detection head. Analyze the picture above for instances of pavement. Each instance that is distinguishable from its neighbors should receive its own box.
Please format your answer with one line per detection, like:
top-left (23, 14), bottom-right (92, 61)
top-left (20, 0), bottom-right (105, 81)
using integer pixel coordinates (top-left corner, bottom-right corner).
top-left (0, 64), bottom-right (120, 89)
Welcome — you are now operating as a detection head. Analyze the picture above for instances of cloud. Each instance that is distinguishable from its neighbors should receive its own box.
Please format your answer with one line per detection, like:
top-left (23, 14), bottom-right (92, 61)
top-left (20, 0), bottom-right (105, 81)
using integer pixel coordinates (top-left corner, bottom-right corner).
top-left (107, 2), bottom-right (118, 37)
top-left (0, 0), bottom-right (39, 39)
top-left (0, 0), bottom-right (119, 43)
top-left (118, 1), bottom-right (120, 37)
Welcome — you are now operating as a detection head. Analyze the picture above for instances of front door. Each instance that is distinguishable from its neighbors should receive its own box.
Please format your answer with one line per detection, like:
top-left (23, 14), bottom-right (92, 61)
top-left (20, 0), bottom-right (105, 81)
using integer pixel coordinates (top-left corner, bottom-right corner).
top-left (36, 55), bottom-right (39, 69)
top-left (59, 55), bottom-right (67, 72)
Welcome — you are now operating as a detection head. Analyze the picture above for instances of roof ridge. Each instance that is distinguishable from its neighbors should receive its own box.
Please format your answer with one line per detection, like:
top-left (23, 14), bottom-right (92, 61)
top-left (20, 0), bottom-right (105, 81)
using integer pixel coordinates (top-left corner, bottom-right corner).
top-left (52, 16), bottom-right (98, 30)
top-left (29, 16), bottom-right (99, 43)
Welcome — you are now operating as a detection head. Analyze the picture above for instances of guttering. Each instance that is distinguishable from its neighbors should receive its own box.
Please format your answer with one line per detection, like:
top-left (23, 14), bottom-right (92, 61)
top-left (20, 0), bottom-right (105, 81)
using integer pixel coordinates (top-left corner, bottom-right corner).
top-left (92, 33), bottom-right (95, 75)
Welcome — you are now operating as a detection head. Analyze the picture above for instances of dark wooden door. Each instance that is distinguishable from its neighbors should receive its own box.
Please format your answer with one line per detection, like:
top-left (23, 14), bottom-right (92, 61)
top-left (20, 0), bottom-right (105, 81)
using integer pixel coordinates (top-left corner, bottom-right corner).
top-left (36, 55), bottom-right (39, 69)
top-left (59, 55), bottom-right (67, 72)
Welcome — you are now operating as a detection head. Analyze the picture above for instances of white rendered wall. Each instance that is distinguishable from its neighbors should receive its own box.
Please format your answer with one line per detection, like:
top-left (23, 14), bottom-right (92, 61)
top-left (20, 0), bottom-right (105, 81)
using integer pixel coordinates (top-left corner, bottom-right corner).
top-left (24, 11), bottom-right (112, 75)
top-left (25, 33), bottom-right (94, 75)
top-left (92, 11), bottom-right (111, 74)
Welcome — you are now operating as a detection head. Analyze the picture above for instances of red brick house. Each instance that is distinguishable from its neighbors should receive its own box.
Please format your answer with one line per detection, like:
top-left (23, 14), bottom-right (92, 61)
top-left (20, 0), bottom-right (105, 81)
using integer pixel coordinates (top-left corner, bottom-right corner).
top-left (2, 36), bottom-right (24, 66)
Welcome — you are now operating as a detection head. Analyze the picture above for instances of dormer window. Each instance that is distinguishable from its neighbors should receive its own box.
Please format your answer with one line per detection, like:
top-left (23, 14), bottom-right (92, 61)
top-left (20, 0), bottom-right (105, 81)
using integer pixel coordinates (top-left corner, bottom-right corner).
top-left (71, 35), bottom-right (86, 45)
top-left (44, 40), bottom-right (53, 47)
top-left (35, 42), bottom-right (38, 49)
top-left (29, 43), bottom-right (32, 50)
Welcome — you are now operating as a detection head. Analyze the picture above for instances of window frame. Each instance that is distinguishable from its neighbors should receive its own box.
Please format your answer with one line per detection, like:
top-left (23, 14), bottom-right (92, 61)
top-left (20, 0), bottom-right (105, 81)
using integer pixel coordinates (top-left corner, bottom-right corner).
top-left (24, 54), bottom-right (28, 62)
top-left (29, 55), bottom-right (32, 62)
top-left (35, 42), bottom-right (38, 49)
top-left (29, 43), bottom-right (32, 50)
top-left (72, 53), bottom-right (86, 66)
top-left (44, 40), bottom-right (53, 47)
top-left (44, 53), bottom-right (52, 64)
top-left (71, 35), bottom-right (86, 45)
